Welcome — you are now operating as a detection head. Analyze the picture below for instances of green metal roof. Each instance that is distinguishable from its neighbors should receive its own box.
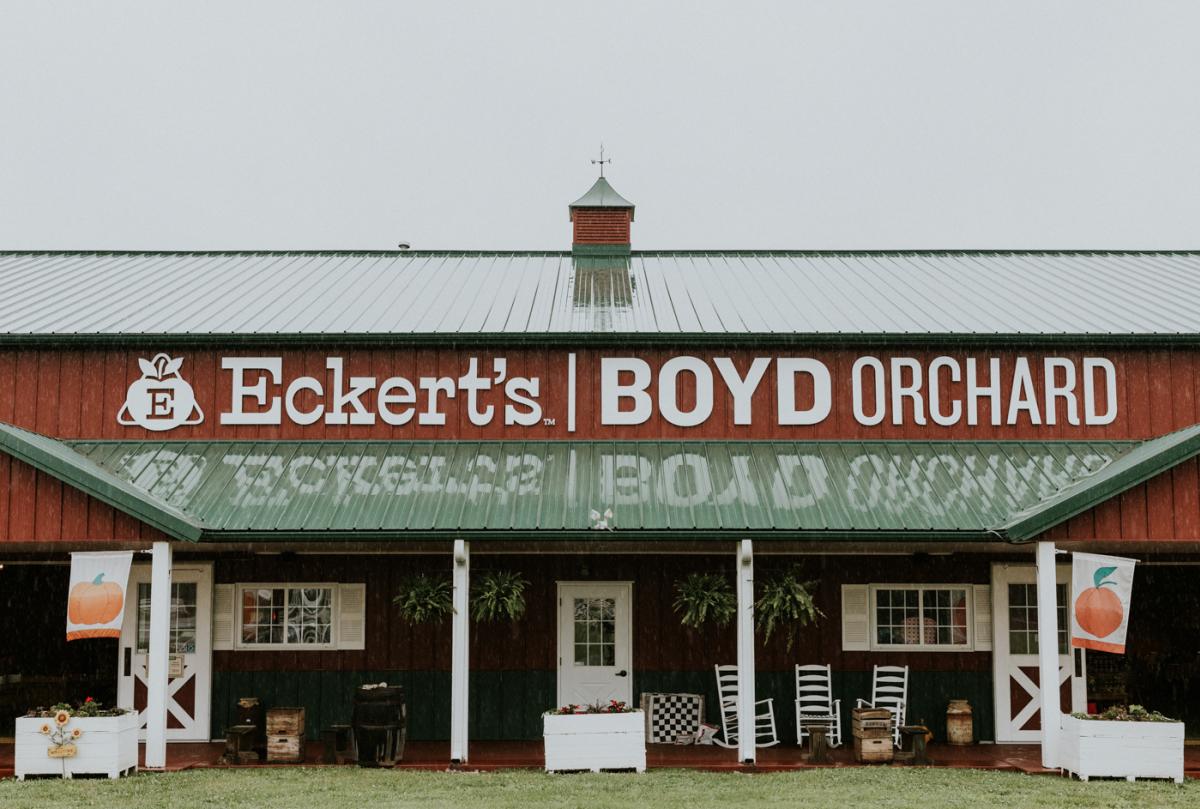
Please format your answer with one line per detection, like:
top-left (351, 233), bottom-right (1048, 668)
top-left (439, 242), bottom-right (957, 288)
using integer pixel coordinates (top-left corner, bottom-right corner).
top-left (59, 438), bottom-right (1139, 541)
top-left (568, 177), bottom-right (635, 219)
top-left (0, 422), bottom-right (204, 541)
top-left (999, 423), bottom-right (1200, 542)
top-left (3, 250), bottom-right (1200, 343)
top-left (7, 422), bottom-right (1198, 543)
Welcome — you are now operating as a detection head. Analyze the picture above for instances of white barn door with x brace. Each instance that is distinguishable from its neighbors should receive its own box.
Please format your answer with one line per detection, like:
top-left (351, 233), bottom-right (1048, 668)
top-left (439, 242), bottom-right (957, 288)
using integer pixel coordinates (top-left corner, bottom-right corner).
top-left (117, 563), bottom-right (213, 742)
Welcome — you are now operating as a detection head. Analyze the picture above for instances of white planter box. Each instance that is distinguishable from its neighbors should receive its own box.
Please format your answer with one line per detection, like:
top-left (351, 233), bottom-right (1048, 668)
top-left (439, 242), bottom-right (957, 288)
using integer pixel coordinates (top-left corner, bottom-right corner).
top-left (15, 713), bottom-right (139, 780)
top-left (543, 711), bottom-right (646, 772)
top-left (1059, 714), bottom-right (1184, 784)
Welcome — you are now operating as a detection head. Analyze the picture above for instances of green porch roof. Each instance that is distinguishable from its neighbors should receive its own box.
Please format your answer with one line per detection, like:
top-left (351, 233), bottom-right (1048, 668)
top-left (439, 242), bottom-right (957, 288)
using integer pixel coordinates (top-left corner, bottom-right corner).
top-left (0, 422), bottom-right (204, 541)
top-left (6, 423), bottom-right (1200, 543)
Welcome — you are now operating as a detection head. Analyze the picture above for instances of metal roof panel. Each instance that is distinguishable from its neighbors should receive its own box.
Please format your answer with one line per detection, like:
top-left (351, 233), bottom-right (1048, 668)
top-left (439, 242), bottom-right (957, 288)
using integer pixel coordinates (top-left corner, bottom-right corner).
top-left (5, 250), bottom-right (1200, 339)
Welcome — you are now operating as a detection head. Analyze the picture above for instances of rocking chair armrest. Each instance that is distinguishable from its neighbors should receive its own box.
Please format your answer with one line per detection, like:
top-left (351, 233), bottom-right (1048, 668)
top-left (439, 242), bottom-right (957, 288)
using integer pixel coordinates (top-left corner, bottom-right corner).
top-left (756, 698), bottom-right (775, 709)
top-left (855, 698), bottom-right (873, 708)
top-left (832, 698), bottom-right (842, 712)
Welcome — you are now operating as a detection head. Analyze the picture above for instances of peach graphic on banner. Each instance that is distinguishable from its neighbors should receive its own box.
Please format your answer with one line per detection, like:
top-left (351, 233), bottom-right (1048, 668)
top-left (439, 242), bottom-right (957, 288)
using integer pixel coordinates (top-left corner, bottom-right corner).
top-left (1074, 566), bottom-right (1124, 638)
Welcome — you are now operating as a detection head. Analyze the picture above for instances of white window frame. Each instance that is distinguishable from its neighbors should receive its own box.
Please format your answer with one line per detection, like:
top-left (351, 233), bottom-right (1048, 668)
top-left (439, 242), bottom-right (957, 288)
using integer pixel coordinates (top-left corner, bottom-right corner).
top-left (868, 583), bottom-right (976, 652)
top-left (234, 582), bottom-right (340, 651)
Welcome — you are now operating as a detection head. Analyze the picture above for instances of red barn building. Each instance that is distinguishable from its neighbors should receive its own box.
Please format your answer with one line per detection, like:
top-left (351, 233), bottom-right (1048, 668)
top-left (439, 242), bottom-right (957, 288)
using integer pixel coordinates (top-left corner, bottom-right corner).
top-left (0, 176), bottom-right (1198, 766)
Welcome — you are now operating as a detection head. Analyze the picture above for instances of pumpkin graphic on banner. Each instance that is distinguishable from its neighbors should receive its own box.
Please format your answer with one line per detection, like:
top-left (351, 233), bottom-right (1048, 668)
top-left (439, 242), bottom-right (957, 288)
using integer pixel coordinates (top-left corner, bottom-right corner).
top-left (1070, 551), bottom-right (1136, 654)
top-left (66, 552), bottom-right (133, 641)
top-left (68, 573), bottom-right (124, 626)
top-left (117, 353), bottom-right (204, 431)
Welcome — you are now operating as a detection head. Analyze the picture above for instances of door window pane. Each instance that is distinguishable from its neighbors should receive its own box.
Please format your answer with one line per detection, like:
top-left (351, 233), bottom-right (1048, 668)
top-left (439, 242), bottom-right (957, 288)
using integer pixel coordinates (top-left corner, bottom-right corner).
top-left (572, 597), bottom-right (616, 667)
top-left (1008, 582), bottom-right (1068, 655)
top-left (135, 581), bottom-right (198, 654)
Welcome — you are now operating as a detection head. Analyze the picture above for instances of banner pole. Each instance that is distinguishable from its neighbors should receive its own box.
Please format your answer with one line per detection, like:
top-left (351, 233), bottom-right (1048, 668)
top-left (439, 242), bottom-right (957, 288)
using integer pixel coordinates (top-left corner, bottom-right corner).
top-left (1036, 541), bottom-right (1061, 770)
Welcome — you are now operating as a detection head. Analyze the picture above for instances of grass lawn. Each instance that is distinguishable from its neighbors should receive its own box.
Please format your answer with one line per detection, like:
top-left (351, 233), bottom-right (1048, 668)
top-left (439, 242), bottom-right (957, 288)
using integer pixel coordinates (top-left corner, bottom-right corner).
top-left (0, 767), bottom-right (1195, 809)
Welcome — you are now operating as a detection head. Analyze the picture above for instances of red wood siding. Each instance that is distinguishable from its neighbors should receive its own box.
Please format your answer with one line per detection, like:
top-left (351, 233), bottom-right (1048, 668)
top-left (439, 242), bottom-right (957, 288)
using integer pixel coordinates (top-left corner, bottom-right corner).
top-left (1041, 458), bottom-right (1200, 542)
top-left (0, 346), bottom-right (1195, 442)
top-left (572, 209), bottom-right (631, 244)
top-left (0, 456), bottom-right (168, 544)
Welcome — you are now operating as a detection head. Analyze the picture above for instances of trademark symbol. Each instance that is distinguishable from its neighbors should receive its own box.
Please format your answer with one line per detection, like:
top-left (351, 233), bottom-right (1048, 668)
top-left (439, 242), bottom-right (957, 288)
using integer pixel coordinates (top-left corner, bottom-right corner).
top-left (543, 417), bottom-right (556, 426)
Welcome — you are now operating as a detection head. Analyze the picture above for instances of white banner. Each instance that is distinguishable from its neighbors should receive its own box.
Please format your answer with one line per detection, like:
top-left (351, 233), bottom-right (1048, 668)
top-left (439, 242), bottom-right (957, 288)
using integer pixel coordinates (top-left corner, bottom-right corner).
top-left (1070, 551), bottom-right (1136, 654)
top-left (66, 552), bottom-right (133, 641)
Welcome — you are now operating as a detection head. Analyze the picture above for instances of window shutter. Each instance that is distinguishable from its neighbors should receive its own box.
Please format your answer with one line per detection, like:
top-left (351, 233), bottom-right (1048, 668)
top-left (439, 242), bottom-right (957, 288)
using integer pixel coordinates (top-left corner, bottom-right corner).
top-left (841, 584), bottom-right (870, 651)
top-left (972, 584), bottom-right (992, 651)
top-left (338, 583), bottom-right (367, 650)
top-left (212, 584), bottom-right (235, 651)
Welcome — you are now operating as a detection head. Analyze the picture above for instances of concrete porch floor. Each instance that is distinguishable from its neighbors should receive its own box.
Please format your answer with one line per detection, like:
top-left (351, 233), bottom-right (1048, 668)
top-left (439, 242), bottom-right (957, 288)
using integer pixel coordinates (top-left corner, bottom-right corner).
top-left (2, 739), bottom-right (1197, 777)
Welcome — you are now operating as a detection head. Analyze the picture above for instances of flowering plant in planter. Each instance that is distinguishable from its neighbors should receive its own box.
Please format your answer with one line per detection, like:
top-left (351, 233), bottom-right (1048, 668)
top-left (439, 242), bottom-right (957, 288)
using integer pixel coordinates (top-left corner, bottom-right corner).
top-left (1070, 704), bottom-right (1175, 722)
top-left (32, 696), bottom-right (129, 718)
top-left (550, 699), bottom-right (635, 715)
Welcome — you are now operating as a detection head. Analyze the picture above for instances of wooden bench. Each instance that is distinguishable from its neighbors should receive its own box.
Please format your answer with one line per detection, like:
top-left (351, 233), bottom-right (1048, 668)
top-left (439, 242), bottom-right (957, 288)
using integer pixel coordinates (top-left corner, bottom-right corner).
top-left (895, 725), bottom-right (931, 765)
top-left (322, 724), bottom-right (356, 764)
top-left (807, 725), bottom-right (833, 764)
top-left (221, 725), bottom-right (260, 764)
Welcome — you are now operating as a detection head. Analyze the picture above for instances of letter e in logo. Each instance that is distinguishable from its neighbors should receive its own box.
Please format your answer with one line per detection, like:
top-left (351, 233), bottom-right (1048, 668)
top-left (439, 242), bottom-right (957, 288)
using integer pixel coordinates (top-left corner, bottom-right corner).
top-left (117, 353), bottom-right (204, 432)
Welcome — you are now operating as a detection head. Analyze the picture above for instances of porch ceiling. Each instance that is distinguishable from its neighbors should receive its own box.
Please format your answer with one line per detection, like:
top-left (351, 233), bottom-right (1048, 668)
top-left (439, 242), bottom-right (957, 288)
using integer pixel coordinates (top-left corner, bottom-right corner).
top-left (5, 422), bottom-right (1198, 544)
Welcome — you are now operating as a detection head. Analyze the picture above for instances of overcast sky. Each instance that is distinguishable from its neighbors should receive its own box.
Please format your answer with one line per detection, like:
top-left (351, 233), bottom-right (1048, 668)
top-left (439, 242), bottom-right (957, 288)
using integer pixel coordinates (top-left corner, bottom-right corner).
top-left (1, 1), bottom-right (1197, 251)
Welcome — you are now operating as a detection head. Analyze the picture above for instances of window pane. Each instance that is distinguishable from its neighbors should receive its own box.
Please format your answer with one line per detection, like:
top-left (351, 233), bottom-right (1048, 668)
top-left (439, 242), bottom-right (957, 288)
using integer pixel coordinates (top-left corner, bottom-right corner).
top-left (136, 583), bottom-right (152, 653)
top-left (240, 587), bottom-right (286, 645)
top-left (285, 587), bottom-right (332, 645)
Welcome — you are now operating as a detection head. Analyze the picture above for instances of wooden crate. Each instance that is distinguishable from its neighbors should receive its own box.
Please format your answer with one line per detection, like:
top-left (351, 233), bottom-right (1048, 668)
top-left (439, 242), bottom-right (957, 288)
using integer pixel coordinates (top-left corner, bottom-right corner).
top-left (853, 736), bottom-right (893, 763)
top-left (852, 707), bottom-right (893, 740)
top-left (267, 734), bottom-right (305, 764)
top-left (266, 707), bottom-right (305, 737)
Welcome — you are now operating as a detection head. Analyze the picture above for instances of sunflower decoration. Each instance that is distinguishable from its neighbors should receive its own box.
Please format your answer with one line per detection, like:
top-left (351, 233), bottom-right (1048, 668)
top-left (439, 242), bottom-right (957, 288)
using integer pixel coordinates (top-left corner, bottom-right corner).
top-left (54, 710), bottom-right (71, 727)
top-left (39, 723), bottom-right (51, 735)
top-left (71, 727), bottom-right (83, 739)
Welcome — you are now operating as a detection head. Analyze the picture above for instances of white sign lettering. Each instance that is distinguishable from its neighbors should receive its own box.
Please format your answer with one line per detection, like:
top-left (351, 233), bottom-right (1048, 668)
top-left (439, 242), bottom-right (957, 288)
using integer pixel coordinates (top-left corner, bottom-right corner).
top-left (115, 353), bottom-right (1120, 432)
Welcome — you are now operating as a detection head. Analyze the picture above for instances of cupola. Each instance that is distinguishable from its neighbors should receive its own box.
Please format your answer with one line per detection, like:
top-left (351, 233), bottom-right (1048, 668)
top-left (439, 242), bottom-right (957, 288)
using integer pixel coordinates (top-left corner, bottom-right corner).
top-left (569, 175), bottom-right (635, 256)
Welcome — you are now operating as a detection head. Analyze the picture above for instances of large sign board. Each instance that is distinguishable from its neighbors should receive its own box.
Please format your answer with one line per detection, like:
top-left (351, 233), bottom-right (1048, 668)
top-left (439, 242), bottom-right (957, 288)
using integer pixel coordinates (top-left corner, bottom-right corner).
top-left (119, 352), bottom-right (1119, 434)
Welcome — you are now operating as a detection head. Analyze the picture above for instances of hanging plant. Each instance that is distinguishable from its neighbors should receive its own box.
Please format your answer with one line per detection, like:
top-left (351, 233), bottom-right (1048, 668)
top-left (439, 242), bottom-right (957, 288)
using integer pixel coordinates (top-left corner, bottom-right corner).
top-left (393, 573), bottom-right (453, 624)
top-left (755, 567), bottom-right (822, 650)
top-left (673, 573), bottom-right (737, 629)
top-left (471, 570), bottom-right (530, 623)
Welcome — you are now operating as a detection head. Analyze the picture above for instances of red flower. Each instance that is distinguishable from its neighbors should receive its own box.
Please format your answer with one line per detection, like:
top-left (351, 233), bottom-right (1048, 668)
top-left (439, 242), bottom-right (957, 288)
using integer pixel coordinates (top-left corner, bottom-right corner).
top-left (85, 697), bottom-right (94, 703)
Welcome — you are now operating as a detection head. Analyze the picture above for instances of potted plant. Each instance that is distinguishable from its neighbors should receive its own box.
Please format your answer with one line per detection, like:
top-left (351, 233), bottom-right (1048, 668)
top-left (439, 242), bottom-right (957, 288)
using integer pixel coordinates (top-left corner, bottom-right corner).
top-left (543, 700), bottom-right (646, 773)
top-left (1059, 704), bottom-right (1184, 783)
top-left (394, 570), bottom-right (530, 625)
top-left (672, 573), bottom-right (736, 629)
top-left (755, 566), bottom-right (822, 650)
top-left (15, 698), bottom-right (138, 780)
top-left (393, 573), bottom-right (453, 624)
top-left (471, 570), bottom-right (530, 623)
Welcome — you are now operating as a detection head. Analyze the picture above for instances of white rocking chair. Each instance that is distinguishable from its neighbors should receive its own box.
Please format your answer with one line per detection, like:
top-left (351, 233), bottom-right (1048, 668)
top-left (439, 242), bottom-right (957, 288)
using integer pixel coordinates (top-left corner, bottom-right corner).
top-left (713, 664), bottom-right (779, 748)
top-left (795, 664), bottom-right (842, 748)
top-left (855, 664), bottom-right (908, 747)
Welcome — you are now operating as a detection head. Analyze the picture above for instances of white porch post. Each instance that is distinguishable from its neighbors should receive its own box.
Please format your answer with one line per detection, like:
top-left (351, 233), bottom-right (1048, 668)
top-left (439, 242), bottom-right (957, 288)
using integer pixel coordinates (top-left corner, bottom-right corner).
top-left (1035, 541), bottom-right (1061, 769)
top-left (450, 539), bottom-right (470, 763)
top-left (144, 541), bottom-right (173, 769)
top-left (735, 539), bottom-right (755, 764)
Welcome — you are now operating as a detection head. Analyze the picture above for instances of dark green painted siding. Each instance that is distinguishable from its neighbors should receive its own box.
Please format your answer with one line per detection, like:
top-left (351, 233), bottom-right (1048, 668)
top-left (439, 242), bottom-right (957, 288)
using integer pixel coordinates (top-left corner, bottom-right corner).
top-left (212, 669), bottom-right (992, 744)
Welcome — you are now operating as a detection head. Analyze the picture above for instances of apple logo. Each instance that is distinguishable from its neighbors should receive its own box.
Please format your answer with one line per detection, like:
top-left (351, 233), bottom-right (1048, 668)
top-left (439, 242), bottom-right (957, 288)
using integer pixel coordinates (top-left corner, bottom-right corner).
top-left (117, 353), bottom-right (204, 431)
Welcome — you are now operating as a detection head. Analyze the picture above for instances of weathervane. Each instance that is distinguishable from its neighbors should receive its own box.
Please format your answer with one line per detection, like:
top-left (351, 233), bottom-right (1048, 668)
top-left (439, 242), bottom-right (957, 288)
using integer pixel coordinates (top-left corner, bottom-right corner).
top-left (591, 144), bottom-right (611, 178)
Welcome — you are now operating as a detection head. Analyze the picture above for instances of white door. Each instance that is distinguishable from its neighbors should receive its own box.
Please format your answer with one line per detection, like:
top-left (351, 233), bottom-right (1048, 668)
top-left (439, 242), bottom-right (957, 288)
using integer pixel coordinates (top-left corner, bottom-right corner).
top-left (556, 582), bottom-right (633, 708)
top-left (992, 563), bottom-right (1086, 742)
top-left (117, 563), bottom-right (213, 742)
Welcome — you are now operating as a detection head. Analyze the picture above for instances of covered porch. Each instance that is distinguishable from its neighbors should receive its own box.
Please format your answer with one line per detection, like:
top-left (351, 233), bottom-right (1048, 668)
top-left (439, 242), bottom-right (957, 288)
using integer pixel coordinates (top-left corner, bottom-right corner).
top-left (3, 423), bottom-right (1200, 773)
